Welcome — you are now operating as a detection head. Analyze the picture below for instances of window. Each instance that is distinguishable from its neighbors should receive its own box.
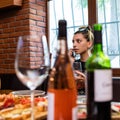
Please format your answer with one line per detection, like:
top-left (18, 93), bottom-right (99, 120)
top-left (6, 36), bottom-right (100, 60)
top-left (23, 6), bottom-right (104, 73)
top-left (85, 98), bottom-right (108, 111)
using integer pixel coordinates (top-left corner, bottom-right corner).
top-left (97, 0), bottom-right (120, 68)
top-left (48, 0), bottom-right (120, 70)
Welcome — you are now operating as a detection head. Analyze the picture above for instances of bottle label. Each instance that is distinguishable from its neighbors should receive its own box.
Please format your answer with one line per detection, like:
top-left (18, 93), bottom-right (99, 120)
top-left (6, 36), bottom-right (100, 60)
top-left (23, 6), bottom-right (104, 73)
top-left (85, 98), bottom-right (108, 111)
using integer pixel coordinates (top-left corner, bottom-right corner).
top-left (47, 90), bottom-right (77, 120)
top-left (94, 69), bottom-right (112, 102)
top-left (47, 92), bottom-right (54, 120)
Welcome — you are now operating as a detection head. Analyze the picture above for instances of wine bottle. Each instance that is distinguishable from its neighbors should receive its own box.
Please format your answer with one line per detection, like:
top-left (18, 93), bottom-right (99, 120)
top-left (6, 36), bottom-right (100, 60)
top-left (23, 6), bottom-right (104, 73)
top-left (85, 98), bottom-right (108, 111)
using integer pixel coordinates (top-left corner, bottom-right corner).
top-left (47, 20), bottom-right (77, 120)
top-left (85, 24), bottom-right (113, 120)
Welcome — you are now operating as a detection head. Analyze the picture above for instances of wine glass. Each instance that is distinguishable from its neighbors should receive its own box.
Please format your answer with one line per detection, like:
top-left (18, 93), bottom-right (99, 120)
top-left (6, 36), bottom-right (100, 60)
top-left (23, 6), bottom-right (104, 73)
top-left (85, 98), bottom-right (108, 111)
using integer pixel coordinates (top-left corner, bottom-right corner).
top-left (14, 34), bottom-right (50, 120)
top-left (73, 61), bottom-right (85, 95)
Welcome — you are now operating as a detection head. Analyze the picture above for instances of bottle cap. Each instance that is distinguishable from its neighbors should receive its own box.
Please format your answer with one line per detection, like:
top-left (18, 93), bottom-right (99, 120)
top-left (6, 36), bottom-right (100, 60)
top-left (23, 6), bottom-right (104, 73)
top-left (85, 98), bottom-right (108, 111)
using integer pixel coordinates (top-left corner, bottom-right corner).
top-left (58, 20), bottom-right (67, 38)
top-left (93, 24), bottom-right (102, 31)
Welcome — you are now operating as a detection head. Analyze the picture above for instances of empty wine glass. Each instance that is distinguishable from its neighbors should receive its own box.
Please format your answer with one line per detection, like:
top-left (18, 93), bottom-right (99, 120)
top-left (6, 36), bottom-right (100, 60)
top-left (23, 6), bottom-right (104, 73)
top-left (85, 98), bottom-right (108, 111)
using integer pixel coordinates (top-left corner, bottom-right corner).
top-left (15, 34), bottom-right (50, 120)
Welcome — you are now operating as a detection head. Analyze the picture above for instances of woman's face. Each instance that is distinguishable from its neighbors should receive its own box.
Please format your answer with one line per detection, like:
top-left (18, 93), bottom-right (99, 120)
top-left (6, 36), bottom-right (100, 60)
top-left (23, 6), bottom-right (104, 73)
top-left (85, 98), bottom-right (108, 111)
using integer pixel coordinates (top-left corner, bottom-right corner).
top-left (72, 33), bottom-right (92, 55)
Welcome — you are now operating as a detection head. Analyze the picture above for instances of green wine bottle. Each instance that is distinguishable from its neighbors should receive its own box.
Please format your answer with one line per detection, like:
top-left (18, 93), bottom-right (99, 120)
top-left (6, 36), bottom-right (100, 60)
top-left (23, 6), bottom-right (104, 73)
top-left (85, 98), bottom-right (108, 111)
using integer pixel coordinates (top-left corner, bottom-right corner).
top-left (86, 24), bottom-right (112, 120)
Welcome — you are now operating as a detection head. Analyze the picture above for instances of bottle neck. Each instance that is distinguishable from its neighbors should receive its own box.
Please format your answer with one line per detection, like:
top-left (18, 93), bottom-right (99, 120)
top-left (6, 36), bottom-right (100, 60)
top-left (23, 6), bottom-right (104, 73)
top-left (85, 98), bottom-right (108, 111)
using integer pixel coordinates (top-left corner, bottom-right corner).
top-left (58, 38), bottom-right (68, 56)
top-left (93, 30), bottom-right (103, 53)
top-left (93, 43), bottom-right (103, 53)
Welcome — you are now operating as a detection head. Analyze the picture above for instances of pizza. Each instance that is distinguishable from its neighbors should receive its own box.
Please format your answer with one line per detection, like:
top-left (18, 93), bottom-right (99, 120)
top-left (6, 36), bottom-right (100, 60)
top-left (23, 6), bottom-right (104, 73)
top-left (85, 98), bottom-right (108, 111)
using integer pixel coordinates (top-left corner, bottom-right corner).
top-left (0, 93), bottom-right (48, 120)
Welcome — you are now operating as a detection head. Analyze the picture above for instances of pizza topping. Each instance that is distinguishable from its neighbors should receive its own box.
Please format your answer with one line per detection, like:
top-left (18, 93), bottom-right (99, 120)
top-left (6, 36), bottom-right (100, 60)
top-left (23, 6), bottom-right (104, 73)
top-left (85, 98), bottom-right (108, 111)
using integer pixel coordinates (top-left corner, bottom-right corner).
top-left (3, 98), bottom-right (14, 108)
top-left (0, 93), bottom-right (48, 120)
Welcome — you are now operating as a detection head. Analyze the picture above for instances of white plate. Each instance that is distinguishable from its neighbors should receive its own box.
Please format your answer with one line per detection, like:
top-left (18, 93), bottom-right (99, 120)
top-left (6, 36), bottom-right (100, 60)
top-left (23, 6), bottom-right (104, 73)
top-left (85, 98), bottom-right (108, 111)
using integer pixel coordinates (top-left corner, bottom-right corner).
top-left (12, 90), bottom-right (45, 97)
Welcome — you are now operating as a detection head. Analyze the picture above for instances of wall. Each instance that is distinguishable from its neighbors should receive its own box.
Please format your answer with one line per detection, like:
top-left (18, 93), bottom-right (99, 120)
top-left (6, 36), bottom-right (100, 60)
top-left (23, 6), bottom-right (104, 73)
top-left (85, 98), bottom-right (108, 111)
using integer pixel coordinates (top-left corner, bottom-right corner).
top-left (0, 0), bottom-right (47, 74)
top-left (0, 0), bottom-right (47, 90)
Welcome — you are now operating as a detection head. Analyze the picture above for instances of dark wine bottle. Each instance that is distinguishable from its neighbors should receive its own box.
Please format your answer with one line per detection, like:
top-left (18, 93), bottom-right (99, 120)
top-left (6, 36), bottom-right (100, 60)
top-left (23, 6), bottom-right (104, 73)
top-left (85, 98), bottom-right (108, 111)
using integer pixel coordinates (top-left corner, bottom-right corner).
top-left (85, 24), bottom-right (113, 120)
top-left (47, 20), bottom-right (77, 120)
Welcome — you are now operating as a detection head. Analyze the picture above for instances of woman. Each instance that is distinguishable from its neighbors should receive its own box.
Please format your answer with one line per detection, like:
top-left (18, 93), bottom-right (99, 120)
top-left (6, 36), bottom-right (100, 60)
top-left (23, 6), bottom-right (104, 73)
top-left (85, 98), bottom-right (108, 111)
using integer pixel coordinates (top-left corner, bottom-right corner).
top-left (69, 26), bottom-right (94, 95)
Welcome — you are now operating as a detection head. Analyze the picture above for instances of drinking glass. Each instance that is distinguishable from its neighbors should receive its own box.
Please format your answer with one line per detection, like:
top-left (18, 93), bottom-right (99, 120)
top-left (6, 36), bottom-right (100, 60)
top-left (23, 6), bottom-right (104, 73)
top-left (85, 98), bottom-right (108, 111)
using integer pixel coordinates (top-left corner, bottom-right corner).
top-left (73, 61), bottom-right (82, 72)
top-left (73, 61), bottom-right (85, 95)
top-left (15, 35), bottom-right (50, 120)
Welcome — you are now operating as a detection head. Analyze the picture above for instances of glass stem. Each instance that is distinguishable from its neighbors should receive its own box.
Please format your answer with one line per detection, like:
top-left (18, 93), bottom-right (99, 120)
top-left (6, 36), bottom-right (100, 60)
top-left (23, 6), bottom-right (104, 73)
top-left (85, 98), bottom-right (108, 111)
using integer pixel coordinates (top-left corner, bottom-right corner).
top-left (31, 90), bottom-right (35, 120)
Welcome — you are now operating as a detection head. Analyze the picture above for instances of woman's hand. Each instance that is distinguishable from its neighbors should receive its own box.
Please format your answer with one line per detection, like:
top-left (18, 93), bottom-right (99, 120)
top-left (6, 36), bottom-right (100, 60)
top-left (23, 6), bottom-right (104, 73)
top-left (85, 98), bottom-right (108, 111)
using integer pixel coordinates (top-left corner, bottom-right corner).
top-left (74, 70), bottom-right (86, 81)
top-left (74, 70), bottom-right (86, 90)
